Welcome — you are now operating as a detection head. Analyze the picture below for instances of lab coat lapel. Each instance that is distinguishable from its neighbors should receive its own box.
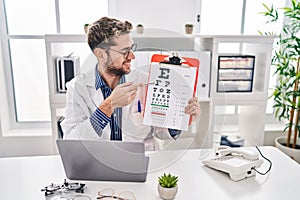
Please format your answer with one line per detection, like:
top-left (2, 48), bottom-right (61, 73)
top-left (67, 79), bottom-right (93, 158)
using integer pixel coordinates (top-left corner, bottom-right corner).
top-left (85, 69), bottom-right (111, 140)
top-left (83, 70), bottom-right (104, 109)
top-left (92, 88), bottom-right (104, 107)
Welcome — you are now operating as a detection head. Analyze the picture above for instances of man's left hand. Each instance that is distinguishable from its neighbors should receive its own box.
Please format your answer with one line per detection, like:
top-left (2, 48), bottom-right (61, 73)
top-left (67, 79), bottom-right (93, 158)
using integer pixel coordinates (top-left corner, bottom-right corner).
top-left (185, 97), bottom-right (201, 123)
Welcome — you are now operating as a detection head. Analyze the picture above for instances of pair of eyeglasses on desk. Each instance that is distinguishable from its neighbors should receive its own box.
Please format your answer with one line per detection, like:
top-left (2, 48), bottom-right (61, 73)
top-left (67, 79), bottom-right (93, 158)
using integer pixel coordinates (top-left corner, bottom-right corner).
top-left (97, 188), bottom-right (136, 200)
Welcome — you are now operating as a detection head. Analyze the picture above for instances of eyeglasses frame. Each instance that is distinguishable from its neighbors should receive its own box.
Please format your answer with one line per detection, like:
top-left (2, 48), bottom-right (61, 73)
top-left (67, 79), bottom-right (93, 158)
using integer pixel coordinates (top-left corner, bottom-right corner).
top-left (108, 43), bottom-right (137, 59)
top-left (97, 188), bottom-right (136, 200)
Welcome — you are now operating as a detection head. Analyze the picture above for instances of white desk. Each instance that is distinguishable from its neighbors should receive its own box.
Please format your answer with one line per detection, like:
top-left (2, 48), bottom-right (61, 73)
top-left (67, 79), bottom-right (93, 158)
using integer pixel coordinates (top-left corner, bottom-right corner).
top-left (1, 146), bottom-right (299, 199)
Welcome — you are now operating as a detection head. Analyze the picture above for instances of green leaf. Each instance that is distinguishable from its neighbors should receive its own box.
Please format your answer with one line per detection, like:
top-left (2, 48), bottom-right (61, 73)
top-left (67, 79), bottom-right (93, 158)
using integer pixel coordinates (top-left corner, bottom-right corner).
top-left (262, 3), bottom-right (271, 12)
top-left (158, 173), bottom-right (178, 188)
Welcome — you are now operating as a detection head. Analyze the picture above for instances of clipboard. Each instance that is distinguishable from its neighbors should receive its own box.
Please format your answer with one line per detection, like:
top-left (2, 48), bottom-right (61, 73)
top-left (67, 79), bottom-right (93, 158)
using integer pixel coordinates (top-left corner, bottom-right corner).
top-left (142, 54), bottom-right (200, 131)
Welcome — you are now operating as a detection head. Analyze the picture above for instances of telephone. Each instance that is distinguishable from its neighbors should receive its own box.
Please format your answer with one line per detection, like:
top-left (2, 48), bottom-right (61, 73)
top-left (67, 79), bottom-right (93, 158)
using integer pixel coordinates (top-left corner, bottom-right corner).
top-left (202, 147), bottom-right (263, 181)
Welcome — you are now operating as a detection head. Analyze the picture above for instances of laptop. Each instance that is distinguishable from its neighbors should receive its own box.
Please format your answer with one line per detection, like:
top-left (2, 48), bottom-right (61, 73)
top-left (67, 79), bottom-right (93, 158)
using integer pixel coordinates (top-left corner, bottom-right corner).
top-left (56, 140), bottom-right (149, 182)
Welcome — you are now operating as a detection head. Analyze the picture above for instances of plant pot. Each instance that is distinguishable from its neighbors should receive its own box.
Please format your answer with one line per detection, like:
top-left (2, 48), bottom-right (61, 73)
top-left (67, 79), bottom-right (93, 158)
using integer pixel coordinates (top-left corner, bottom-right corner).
top-left (185, 26), bottom-right (193, 34)
top-left (136, 26), bottom-right (144, 34)
top-left (275, 136), bottom-right (300, 163)
top-left (157, 184), bottom-right (178, 200)
top-left (84, 24), bottom-right (89, 34)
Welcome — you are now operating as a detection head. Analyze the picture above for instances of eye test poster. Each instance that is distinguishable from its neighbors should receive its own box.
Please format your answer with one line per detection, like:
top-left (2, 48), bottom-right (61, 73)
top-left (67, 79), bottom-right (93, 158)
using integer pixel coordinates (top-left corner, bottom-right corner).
top-left (143, 61), bottom-right (199, 131)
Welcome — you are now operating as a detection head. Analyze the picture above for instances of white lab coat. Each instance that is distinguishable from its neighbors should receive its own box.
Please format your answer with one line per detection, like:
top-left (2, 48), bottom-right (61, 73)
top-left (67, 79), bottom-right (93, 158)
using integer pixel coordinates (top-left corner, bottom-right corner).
top-left (61, 68), bottom-right (174, 150)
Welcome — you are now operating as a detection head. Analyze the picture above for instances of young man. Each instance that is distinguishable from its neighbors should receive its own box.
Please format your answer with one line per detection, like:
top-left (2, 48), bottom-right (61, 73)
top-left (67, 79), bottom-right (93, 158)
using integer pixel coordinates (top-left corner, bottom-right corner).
top-left (61, 17), bottom-right (201, 150)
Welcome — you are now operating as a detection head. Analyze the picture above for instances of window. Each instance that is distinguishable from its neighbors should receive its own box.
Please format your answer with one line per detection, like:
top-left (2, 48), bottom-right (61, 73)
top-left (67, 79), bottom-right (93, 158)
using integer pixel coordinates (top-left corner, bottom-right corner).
top-left (5, 0), bottom-right (56, 35)
top-left (243, 0), bottom-right (285, 35)
top-left (0, 0), bottom-right (108, 133)
top-left (9, 39), bottom-right (50, 122)
top-left (244, 0), bottom-right (285, 115)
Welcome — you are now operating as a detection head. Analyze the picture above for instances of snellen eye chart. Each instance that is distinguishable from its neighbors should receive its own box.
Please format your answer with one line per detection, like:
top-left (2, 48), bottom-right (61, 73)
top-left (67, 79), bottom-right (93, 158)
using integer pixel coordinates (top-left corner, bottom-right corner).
top-left (143, 62), bottom-right (198, 131)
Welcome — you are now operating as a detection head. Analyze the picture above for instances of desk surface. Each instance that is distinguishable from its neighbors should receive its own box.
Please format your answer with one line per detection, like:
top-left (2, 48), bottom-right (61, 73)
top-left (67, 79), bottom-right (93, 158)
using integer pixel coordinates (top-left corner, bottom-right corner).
top-left (1, 146), bottom-right (299, 199)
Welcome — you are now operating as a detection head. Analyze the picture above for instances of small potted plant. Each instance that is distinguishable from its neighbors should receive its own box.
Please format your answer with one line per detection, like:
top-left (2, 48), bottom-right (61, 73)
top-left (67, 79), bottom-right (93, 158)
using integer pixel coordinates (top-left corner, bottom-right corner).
top-left (136, 24), bottom-right (144, 34)
top-left (185, 24), bottom-right (193, 34)
top-left (84, 23), bottom-right (89, 34)
top-left (158, 173), bottom-right (178, 200)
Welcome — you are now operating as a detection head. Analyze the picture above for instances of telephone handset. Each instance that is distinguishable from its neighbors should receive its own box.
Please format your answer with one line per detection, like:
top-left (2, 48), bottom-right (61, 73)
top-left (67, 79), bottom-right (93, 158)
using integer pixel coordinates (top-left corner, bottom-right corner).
top-left (218, 148), bottom-right (259, 160)
top-left (202, 147), bottom-right (263, 181)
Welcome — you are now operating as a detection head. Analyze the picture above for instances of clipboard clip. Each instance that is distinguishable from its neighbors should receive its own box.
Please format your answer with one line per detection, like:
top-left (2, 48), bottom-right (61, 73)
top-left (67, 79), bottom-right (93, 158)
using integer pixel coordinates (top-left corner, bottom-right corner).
top-left (160, 52), bottom-right (184, 66)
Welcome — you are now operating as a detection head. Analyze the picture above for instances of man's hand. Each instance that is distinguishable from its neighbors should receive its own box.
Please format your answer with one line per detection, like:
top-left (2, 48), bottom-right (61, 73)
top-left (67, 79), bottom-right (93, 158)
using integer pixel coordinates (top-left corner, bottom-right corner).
top-left (109, 82), bottom-right (142, 109)
top-left (185, 97), bottom-right (201, 123)
top-left (99, 82), bottom-right (142, 117)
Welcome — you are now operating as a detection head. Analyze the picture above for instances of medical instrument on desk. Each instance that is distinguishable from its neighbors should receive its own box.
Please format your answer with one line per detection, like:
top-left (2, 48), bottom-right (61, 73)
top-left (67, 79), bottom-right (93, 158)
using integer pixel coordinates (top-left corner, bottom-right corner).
top-left (41, 179), bottom-right (86, 196)
top-left (202, 146), bottom-right (272, 181)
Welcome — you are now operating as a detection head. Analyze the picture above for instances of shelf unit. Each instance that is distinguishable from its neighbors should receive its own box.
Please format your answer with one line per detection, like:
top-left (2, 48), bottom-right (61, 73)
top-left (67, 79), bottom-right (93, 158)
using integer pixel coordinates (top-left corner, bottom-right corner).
top-left (196, 35), bottom-right (275, 146)
top-left (45, 34), bottom-right (86, 153)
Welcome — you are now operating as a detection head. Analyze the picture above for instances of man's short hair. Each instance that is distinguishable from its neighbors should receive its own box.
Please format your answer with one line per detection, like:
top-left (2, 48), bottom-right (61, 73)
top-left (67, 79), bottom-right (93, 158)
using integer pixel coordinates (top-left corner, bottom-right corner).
top-left (87, 17), bottom-right (133, 51)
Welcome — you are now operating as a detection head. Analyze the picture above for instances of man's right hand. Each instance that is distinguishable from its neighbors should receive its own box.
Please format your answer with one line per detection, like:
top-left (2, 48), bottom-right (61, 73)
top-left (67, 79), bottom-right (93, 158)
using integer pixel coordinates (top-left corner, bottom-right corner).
top-left (109, 82), bottom-right (142, 109)
top-left (99, 82), bottom-right (142, 117)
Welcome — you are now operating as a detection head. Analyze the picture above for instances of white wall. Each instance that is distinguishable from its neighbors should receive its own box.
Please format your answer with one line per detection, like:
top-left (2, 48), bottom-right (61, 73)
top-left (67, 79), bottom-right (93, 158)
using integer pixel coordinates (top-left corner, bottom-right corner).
top-left (109, 0), bottom-right (201, 34)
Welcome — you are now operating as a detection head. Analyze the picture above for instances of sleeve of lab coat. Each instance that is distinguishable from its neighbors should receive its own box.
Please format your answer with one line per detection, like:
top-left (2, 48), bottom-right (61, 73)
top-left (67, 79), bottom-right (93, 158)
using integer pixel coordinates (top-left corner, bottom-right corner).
top-left (61, 79), bottom-right (100, 140)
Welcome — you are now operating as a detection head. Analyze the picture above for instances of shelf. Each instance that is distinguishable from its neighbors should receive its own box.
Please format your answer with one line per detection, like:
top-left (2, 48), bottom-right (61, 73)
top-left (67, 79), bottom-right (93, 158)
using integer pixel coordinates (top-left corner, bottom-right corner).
top-left (45, 34), bottom-right (86, 43)
top-left (212, 91), bottom-right (268, 105)
top-left (131, 33), bottom-right (195, 39)
top-left (194, 34), bottom-right (276, 43)
top-left (49, 93), bottom-right (67, 107)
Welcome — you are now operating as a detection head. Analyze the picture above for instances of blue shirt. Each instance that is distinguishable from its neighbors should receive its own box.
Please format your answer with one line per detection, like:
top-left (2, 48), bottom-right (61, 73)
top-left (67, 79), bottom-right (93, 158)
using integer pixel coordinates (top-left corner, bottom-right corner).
top-left (90, 68), bottom-right (124, 140)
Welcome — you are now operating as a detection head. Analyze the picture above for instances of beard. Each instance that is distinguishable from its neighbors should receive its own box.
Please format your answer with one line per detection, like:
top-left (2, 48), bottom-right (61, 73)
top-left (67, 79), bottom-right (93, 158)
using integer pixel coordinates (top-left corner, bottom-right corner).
top-left (106, 65), bottom-right (129, 76)
top-left (105, 59), bottom-right (131, 76)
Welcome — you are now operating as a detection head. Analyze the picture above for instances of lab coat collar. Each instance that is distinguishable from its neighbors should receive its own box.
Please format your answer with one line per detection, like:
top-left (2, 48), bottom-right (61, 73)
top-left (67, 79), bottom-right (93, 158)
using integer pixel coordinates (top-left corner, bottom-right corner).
top-left (84, 70), bottom-right (96, 87)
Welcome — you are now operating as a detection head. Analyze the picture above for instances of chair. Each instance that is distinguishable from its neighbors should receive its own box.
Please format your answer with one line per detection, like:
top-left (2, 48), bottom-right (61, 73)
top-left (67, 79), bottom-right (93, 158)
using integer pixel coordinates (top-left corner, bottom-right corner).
top-left (57, 116), bottom-right (65, 139)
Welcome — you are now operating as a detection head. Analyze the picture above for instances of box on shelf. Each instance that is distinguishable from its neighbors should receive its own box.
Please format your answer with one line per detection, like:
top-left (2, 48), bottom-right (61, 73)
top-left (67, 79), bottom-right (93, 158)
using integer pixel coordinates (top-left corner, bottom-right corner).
top-left (217, 55), bottom-right (255, 93)
top-left (56, 55), bottom-right (80, 93)
top-left (218, 80), bottom-right (252, 92)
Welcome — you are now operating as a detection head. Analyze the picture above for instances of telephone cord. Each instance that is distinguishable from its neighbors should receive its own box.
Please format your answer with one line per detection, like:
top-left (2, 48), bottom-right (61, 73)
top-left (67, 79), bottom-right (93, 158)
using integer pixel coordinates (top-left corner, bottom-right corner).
top-left (251, 146), bottom-right (272, 175)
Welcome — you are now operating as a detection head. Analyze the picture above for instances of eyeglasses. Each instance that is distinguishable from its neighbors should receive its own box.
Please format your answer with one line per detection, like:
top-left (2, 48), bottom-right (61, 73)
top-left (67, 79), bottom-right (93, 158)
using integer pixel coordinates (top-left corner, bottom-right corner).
top-left (109, 43), bottom-right (137, 59)
top-left (97, 188), bottom-right (136, 200)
